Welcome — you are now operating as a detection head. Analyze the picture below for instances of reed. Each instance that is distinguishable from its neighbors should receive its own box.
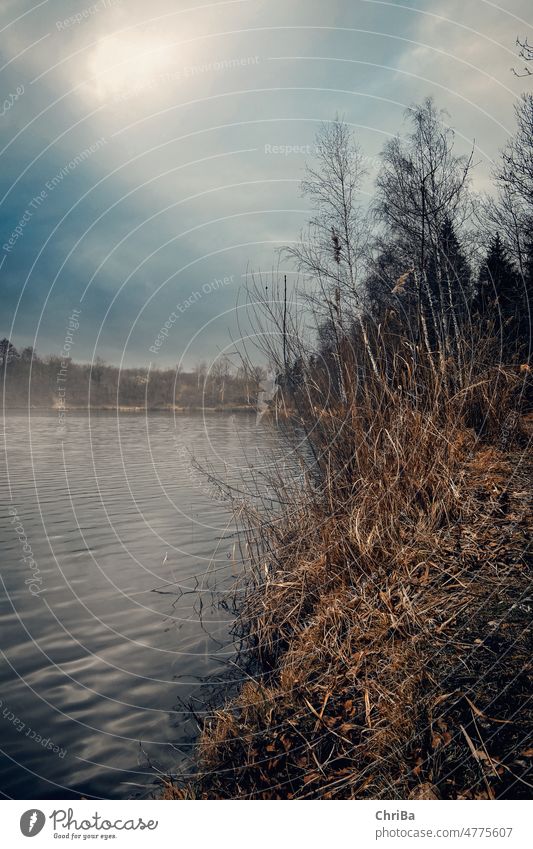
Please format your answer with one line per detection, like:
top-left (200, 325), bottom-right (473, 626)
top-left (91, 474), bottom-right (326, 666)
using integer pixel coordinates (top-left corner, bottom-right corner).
top-left (164, 294), bottom-right (532, 800)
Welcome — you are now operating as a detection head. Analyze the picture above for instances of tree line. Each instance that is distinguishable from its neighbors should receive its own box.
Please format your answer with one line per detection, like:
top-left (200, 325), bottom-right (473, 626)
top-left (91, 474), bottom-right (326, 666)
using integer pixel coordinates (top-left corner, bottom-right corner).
top-left (258, 92), bottom-right (533, 415)
top-left (0, 342), bottom-right (263, 410)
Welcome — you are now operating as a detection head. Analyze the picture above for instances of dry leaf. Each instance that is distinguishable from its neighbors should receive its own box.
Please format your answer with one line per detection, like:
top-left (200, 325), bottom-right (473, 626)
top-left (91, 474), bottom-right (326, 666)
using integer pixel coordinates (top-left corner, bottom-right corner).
top-left (364, 689), bottom-right (372, 727)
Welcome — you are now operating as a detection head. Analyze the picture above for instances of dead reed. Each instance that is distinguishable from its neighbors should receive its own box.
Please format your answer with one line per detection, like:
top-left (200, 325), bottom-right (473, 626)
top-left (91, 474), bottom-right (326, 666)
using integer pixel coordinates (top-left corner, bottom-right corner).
top-left (163, 306), bottom-right (532, 800)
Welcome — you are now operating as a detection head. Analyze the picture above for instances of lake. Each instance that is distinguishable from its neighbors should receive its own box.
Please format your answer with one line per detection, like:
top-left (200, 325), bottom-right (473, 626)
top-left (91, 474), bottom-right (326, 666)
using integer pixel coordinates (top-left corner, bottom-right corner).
top-left (0, 411), bottom-right (276, 799)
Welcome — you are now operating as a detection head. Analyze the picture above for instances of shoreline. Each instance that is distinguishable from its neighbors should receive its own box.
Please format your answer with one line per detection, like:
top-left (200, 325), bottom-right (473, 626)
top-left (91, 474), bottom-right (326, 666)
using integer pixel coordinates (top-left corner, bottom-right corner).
top-left (164, 418), bottom-right (532, 800)
top-left (4, 405), bottom-right (257, 414)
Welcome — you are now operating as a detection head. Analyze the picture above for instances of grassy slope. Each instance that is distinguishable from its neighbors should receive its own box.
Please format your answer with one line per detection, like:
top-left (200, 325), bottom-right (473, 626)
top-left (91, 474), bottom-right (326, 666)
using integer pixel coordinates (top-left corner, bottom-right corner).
top-left (163, 407), bottom-right (531, 800)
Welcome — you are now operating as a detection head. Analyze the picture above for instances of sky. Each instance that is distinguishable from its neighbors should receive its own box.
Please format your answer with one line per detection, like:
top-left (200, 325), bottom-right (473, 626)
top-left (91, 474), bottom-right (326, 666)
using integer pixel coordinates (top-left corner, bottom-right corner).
top-left (0, 0), bottom-right (532, 369)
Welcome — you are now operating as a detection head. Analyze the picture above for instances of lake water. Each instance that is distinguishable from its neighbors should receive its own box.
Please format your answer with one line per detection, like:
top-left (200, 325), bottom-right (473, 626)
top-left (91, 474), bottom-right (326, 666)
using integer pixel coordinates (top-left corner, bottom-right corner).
top-left (0, 411), bottom-right (276, 799)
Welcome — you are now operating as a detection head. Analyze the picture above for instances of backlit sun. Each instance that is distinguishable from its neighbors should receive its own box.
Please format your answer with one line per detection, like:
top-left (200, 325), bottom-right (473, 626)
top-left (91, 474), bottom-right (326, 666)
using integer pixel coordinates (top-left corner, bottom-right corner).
top-left (86, 31), bottom-right (179, 102)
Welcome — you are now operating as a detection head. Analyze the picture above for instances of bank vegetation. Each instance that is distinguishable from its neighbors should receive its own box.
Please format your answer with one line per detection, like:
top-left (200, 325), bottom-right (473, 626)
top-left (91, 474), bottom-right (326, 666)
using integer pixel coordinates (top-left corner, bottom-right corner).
top-left (164, 91), bottom-right (532, 799)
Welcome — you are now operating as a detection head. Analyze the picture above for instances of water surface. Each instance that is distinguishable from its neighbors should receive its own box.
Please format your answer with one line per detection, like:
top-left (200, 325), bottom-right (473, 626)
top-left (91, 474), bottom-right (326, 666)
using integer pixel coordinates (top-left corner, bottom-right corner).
top-left (0, 411), bottom-right (273, 799)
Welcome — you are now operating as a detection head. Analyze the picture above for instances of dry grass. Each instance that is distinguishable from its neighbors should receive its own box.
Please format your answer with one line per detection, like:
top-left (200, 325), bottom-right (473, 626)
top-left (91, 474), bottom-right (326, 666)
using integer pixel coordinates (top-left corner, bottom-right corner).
top-left (163, 327), bottom-right (532, 800)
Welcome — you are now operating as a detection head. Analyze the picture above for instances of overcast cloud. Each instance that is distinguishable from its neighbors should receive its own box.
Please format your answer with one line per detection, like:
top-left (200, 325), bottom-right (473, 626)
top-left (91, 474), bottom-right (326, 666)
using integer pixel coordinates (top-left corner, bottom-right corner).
top-left (0, 0), bottom-right (531, 367)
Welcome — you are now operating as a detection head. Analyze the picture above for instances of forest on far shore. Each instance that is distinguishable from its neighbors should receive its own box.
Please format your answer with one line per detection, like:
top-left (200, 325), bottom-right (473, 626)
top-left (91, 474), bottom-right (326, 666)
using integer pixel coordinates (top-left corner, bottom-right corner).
top-left (0, 342), bottom-right (263, 410)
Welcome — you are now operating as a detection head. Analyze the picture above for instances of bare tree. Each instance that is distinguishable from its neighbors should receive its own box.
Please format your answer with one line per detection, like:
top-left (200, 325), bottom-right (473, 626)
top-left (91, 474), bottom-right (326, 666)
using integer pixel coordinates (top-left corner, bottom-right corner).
top-left (376, 99), bottom-right (472, 266)
top-left (499, 93), bottom-right (533, 213)
top-left (210, 356), bottom-right (232, 403)
top-left (375, 98), bottom-right (473, 356)
top-left (512, 36), bottom-right (533, 77)
top-left (479, 184), bottom-right (528, 275)
top-left (284, 118), bottom-right (368, 309)
top-left (278, 119), bottom-right (373, 401)
top-left (193, 361), bottom-right (207, 392)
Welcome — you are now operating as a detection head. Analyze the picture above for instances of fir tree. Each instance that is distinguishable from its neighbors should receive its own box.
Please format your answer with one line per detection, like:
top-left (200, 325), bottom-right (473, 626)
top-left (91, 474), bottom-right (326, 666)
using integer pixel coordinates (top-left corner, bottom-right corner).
top-left (474, 234), bottom-right (522, 356)
top-left (475, 234), bottom-right (519, 316)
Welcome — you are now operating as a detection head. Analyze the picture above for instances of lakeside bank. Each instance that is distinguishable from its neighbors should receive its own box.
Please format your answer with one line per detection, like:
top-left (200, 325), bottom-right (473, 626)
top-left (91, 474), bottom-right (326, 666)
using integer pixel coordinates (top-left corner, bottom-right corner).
top-left (163, 410), bottom-right (532, 800)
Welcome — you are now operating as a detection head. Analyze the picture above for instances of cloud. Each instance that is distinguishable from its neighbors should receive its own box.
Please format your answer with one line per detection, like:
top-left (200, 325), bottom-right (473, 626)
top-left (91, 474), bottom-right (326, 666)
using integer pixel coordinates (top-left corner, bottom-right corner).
top-left (1, 0), bottom-right (531, 365)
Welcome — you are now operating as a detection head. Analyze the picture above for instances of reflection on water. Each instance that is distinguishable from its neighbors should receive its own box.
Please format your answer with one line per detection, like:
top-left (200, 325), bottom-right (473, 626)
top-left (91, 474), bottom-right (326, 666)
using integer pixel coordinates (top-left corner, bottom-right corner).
top-left (0, 411), bottom-right (274, 799)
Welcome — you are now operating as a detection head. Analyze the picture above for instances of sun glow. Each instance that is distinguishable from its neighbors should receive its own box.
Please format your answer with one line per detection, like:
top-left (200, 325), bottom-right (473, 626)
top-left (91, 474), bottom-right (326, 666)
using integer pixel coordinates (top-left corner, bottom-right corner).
top-left (86, 31), bottom-right (181, 102)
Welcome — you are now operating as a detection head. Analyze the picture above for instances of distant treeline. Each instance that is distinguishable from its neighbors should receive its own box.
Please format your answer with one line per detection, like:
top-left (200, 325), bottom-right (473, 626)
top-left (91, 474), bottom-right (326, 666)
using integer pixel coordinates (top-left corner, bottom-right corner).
top-left (0, 343), bottom-right (264, 410)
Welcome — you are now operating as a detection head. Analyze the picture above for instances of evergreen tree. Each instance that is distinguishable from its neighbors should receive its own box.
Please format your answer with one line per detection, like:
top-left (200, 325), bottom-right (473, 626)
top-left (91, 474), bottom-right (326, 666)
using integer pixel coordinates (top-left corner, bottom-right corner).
top-left (422, 217), bottom-right (472, 349)
top-left (475, 234), bottom-right (519, 316)
top-left (438, 216), bottom-right (472, 327)
top-left (364, 242), bottom-right (413, 324)
top-left (474, 234), bottom-right (521, 355)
